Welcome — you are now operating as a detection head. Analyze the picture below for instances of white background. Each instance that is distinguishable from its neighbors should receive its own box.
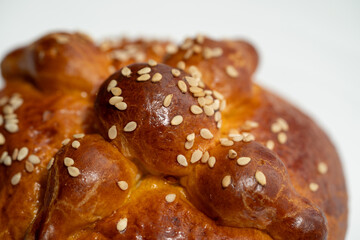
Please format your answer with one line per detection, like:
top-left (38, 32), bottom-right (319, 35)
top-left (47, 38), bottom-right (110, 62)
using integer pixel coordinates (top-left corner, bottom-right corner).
top-left (0, 0), bottom-right (359, 238)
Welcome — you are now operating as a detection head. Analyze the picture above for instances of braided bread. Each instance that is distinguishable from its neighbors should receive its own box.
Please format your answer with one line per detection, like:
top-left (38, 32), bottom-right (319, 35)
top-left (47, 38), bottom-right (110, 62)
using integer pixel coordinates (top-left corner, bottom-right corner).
top-left (0, 32), bottom-right (347, 240)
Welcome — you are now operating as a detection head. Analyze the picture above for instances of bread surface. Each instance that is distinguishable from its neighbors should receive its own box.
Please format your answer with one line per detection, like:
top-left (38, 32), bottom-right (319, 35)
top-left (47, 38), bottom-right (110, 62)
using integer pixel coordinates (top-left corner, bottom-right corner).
top-left (0, 32), bottom-right (347, 240)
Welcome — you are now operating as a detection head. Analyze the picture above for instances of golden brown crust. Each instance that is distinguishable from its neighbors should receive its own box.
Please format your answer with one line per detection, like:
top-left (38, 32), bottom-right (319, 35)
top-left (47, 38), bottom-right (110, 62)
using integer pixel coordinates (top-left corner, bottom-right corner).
top-left (27, 134), bottom-right (139, 239)
top-left (0, 32), bottom-right (347, 240)
top-left (0, 81), bottom-right (93, 239)
top-left (1, 32), bottom-right (111, 95)
top-left (95, 63), bottom-right (220, 176)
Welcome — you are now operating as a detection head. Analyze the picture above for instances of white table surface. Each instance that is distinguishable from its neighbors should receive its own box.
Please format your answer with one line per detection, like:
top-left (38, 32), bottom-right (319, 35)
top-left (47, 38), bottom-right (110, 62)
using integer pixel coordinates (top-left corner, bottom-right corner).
top-left (0, 0), bottom-right (359, 238)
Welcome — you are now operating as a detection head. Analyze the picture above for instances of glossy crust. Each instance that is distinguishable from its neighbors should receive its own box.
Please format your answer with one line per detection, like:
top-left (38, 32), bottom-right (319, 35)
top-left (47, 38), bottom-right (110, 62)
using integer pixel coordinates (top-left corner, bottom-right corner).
top-left (0, 32), bottom-right (347, 240)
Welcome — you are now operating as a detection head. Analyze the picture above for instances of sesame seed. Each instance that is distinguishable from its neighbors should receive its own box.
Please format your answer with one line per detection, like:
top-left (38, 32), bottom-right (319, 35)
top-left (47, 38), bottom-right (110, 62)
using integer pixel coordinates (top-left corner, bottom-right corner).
top-left (237, 157), bottom-right (251, 166)
top-left (115, 102), bottom-right (127, 110)
top-left (5, 123), bottom-right (18, 133)
top-left (3, 156), bottom-right (11, 166)
top-left (0, 133), bottom-right (5, 145)
top-left (177, 80), bottom-right (187, 93)
top-left (73, 133), bottom-right (85, 139)
top-left (64, 157), bottom-right (74, 166)
top-left (47, 157), bottom-right (54, 170)
top-left (198, 97), bottom-right (206, 107)
top-left (220, 138), bottom-right (234, 147)
top-left (191, 149), bottom-right (203, 163)
top-left (212, 100), bottom-right (220, 111)
top-left (214, 111), bottom-right (221, 122)
top-left (185, 76), bottom-right (198, 87)
top-left (213, 90), bottom-right (224, 100)
top-left (194, 92), bottom-right (205, 97)
top-left (196, 34), bottom-right (204, 44)
top-left (171, 115), bottom-right (183, 126)
top-left (17, 147), bottom-right (29, 161)
top-left (228, 149), bottom-right (237, 159)
top-left (166, 44), bottom-right (178, 54)
top-left (123, 121), bottom-right (137, 132)
top-left (1, 151), bottom-right (8, 162)
top-left (222, 175), bottom-right (232, 188)
top-left (72, 140), bottom-right (80, 149)
top-left (9, 99), bottom-right (23, 110)
top-left (117, 181), bottom-right (128, 191)
top-left (11, 172), bottom-right (21, 185)
top-left (193, 44), bottom-right (202, 53)
top-left (137, 74), bottom-right (150, 81)
top-left (220, 100), bottom-right (226, 111)
top-left (243, 133), bottom-right (255, 142)
top-left (277, 118), bottom-right (289, 131)
top-left (184, 49), bottom-right (193, 59)
top-left (62, 138), bottom-right (71, 145)
top-left (198, 81), bottom-right (205, 88)
top-left (68, 166), bottom-right (80, 177)
top-left (148, 59), bottom-right (157, 67)
top-left (163, 94), bottom-right (173, 107)
top-left (200, 128), bottom-right (213, 139)
top-left (177, 61), bottom-right (185, 70)
top-left (278, 132), bottom-right (287, 144)
top-left (242, 120), bottom-right (259, 130)
top-left (226, 65), bottom-right (239, 78)
top-left (186, 133), bottom-right (195, 141)
top-left (181, 39), bottom-right (193, 50)
top-left (208, 156), bottom-right (216, 168)
top-left (204, 106), bottom-right (215, 116)
top-left (165, 193), bottom-right (176, 203)
top-left (231, 134), bottom-right (243, 142)
top-left (201, 151), bottom-right (209, 163)
top-left (25, 161), bottom-right (34, 172)
top-left (12, 148), bottom-right (18, 160)
top-left (152, 73), bottom-right (162, 82)
top-left (204, 90), bottom-right (212, 95)
top-left (189, 86), bottom-right (203, 94)
top-left (177, 154), bottom-right (188, 167)
top-left (171, 69), bottom-right (181, 77)
top-left (138, 67), bottom-right (151, 75)
top-left (229, 129), bottom-right (240, 135)
top-left (28, 154), bottom-right (40, 164)
top-left (185, 140), bottom-right (194, 150)
top-left (54, 35), bottom-right (69, 44)
top-left (203, 47), bottom-right (212, 59)
top-left (212, 47), bottom-right (223, 57)
top-left (190, 105), bottom-right (203, 115)
top-left (204, 95), bottom-right (214, 105)
top-left (217, 120), bottom-right (222, 129)
top-left (3, 105), bottom-right (14, 114)
top-left (108, 125), bottom-right (117, 140)
top-left (271, 123), bottom-right (282, 133)
top-left (109, 96), bottom-right (124, 105)
top-left (117, 218), bottom-right (128, 232)
top-left (266, 140), bottom-right (275, 150)
top-left (121, 67), bottom-right (131, 77)
top-left (318, 162), bottom-right (328, 174)
top-left (111, 87), bottom-right (122, 96)
top-left (107, 80), bottom-right (117, 92)
top-left (255, 171), bottom-right (266, 186)
top-left (309, 182), bottom-right (319, 192)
